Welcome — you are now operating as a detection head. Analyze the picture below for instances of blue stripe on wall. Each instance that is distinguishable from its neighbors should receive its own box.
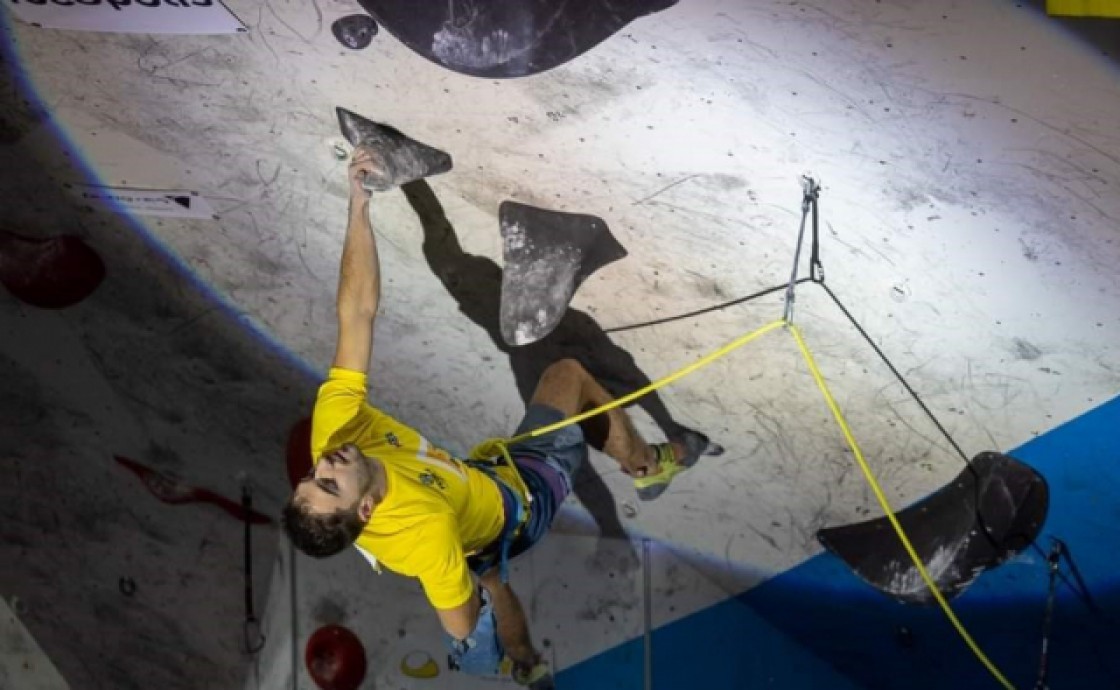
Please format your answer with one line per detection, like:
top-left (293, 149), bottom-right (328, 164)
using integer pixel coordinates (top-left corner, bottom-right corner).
top-left (558, 592), bottom-right (861, 689)
top-left (559, 394), bottom-right (1120, 689)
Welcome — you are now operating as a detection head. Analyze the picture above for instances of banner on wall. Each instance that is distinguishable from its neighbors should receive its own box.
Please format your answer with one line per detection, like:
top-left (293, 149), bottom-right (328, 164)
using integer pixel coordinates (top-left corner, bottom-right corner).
top-left (70, 185), bottom-right (219, 220)
top-left (3, 0), bottom-right (246, 34)
top-left (1046, 0), bottom-right (1120, 17)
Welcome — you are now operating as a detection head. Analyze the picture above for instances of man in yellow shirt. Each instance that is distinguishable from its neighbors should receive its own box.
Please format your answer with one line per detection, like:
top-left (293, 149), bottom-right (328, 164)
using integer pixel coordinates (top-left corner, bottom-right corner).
top-left (282, 146), bottom-right (710, 687)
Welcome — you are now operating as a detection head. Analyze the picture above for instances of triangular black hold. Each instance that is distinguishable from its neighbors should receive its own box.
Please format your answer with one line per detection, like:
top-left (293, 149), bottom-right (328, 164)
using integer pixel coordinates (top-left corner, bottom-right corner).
top-left (171, 196), bottom-right (192, 209)
top-left (817, 452), bottom-right (1049, 605)
top-left (336, 108), bottom-right (453, 191)
top-left (498, 201), bottom-right (627, 346)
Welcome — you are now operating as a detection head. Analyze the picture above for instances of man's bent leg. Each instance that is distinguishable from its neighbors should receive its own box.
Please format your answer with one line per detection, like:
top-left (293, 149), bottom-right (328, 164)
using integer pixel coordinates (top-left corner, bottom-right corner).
top-left (527, 358), bottom-right (658, 476)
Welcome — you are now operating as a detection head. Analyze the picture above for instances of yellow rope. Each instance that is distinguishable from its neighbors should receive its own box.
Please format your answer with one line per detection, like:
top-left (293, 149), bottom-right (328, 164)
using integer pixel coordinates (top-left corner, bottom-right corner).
top-left (471, 316), bottom-right (1014, 689)
top-left (787, 323), bottom-right (1015, 690)
top-left (469, 319), bottom-right (786, 500)
top-left (505, 318), bottom-right (788, 443)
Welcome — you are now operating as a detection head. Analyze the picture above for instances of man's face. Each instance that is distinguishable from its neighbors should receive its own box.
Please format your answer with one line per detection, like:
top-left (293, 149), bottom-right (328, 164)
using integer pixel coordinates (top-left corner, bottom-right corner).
top-left (293, 443), bottom-right (374, 516)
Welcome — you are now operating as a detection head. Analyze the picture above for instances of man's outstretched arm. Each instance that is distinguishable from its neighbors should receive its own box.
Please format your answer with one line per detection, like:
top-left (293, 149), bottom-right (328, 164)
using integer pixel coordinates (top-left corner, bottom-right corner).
top-left (333, 147), bottom-right (381, 373)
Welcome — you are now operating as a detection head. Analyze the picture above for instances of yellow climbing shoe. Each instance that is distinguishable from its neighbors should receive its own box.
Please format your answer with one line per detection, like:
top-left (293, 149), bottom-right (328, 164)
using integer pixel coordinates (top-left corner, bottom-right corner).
top-left (633, 430), bottom-right (714, 501)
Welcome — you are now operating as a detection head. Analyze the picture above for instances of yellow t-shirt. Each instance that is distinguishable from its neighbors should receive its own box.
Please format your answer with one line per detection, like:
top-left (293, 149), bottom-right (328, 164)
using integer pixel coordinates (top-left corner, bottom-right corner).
top-left (310, 367), bottom-right (523, 610)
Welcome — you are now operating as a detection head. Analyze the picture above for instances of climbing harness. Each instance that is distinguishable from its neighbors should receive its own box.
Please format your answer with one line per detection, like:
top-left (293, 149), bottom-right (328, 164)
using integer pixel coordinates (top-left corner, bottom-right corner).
top-left (463, 439), bottom-right (535, 585)
top-left (462, 456), bottom-right (529, 585)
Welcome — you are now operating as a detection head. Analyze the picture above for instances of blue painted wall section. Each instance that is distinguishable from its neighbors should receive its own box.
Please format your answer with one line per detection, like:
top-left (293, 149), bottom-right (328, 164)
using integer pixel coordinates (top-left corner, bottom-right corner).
top-left (557, 593), bottom-right (860, 689)
top-left (561, 394), bottom-right (1120, 689)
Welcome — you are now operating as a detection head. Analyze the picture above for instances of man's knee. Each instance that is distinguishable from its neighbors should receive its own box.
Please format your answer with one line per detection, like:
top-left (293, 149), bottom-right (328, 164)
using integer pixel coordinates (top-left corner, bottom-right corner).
top-left (542, 358), bottom-right (586, 382)
top-left (530, 358), bottom-right (590, 414)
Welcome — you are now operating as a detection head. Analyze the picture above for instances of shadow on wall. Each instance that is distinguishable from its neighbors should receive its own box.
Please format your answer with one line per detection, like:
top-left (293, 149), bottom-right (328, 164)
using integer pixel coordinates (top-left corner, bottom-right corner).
top-left (0, 50), bottom-right (314, 688)
top-left (402, 179), bottom-right (711, 557)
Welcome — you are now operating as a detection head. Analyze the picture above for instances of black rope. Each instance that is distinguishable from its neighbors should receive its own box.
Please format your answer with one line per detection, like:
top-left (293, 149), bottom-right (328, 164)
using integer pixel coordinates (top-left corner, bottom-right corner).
top-left (1055, 540), bottom-right (1100, 614)
top-left (603, 279), bottom-right (812, 334)
top-left (789, 178), bottom-right (968, 465)
top-left (1034, 541), bottom-right (1062, 690)
top-left (1029, 540), bottom-right (1101, 615)
top-left (813, 281), bottom-right (970, 465)
top-left (794, 197), bottom-right (1037, 568)
top-left (1027, 538), bottom-right (1120, 688)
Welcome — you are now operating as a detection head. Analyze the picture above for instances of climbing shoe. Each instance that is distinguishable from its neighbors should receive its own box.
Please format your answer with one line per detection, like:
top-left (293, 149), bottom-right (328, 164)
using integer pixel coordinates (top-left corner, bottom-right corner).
top-left (633, 430), bottom-right (713, 501)
top-left (512, 660), bottom-right (555, 689)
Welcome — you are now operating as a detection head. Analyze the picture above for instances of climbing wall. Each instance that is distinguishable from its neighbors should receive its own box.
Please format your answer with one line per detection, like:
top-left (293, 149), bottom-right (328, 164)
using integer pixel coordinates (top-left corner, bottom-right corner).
top-left (1, 0), bottom-right (1118, 688)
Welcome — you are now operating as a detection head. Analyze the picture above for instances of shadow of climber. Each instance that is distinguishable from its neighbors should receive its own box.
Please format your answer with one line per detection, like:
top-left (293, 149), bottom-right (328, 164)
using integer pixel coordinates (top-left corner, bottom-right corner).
top-left (402, 179), bottom-right (718, 569)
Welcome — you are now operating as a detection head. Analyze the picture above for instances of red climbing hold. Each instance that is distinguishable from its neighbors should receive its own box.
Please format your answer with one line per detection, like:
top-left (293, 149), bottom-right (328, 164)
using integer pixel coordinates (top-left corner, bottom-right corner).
top-left (305, 624), bottom-right (367, 690)
top-left (286, 417), bottom-right (313, 489)
top-left (0, 231), bottom-right (106, 309)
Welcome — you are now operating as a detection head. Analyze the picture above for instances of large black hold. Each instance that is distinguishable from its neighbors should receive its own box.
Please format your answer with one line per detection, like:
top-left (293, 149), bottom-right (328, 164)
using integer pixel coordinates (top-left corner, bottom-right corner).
top-left (355, 0), bottom-right (677, 78)
top-left (498, 201), bottom-right (627, 347)
top-left (817, 452), bottom-right (1049, 605)
top-left (336, 108), bottom-right (453, 191)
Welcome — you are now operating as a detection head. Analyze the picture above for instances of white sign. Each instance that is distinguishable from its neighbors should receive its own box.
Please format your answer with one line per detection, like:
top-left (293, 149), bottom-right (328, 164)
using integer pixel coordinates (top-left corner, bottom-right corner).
top-left (71, 185), bottom-right (219, 220)
top-left (4, 0), bottom-right (246, 35)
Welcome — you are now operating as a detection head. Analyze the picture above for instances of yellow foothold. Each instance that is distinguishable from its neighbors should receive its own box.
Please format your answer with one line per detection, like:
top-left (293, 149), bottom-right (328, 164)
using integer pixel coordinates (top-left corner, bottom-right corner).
top-left (400, 651), bottom-right (439, 679)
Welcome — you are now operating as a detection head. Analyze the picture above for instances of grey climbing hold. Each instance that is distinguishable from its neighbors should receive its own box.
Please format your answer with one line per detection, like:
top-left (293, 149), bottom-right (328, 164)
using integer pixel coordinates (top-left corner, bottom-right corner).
top-left (336, 108), bottom-right (453, 191)
top-left (498, 201), bottom-right (627, 346)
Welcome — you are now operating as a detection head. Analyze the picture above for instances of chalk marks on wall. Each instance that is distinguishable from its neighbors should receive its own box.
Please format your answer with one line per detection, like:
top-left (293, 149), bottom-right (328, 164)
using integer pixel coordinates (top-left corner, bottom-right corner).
top-left (67, 185), bottom-right (219, 220)
top-left (355, 0), bottom-right (677, 78)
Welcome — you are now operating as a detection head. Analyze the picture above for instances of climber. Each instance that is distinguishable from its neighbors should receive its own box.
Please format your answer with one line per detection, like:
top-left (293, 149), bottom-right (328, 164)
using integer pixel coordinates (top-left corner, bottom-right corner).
top-left (281, 146), bottom-right (712, 687)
